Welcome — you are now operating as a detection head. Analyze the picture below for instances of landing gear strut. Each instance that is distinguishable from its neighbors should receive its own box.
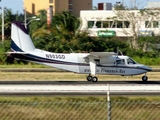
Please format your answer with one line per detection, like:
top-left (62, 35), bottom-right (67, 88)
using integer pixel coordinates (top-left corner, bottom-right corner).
top-left (142, 73), bottom-right (148, 82)
top-left (86, 74), bottom-right (98, 82)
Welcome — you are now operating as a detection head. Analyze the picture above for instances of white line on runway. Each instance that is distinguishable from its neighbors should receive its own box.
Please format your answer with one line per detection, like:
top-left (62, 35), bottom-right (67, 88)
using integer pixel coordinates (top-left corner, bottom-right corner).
top-left (0, 84), bottom-right (159, 93)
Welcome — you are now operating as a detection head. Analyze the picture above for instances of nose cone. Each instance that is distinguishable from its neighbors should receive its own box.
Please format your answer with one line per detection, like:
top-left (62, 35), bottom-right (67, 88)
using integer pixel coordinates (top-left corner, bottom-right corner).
top-left (137, 64), bottom-right (152, 71)
top-left (144, 66), bottom-right (152, 71)
top-left (139, 65), bottom-right (152, 72)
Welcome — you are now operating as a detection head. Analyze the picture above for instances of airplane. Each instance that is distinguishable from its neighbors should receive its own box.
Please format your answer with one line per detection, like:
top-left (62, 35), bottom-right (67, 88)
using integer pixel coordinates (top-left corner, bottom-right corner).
top-left (7, 21), bottom-right (152, 82)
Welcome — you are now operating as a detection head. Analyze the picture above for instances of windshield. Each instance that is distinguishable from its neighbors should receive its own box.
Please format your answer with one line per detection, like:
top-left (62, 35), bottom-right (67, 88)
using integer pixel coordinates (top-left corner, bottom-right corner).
top-left (127, 57), bottom-right (136, 64)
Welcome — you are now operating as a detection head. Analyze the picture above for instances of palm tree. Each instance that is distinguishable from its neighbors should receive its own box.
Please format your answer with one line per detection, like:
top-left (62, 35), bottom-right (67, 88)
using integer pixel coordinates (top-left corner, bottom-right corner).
top-left (0, 9), bottom-right (15, 39)
top-left (52, 10), bottom-right (80, 40)
top-left (29, 9), bottom-right (48, 38)
top-left (29, 10), bottom-right (81, 52)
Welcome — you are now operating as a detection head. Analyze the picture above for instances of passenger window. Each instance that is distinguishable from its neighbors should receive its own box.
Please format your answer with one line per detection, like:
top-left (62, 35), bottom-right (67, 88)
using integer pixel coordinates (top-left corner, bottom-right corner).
top-left (95, 59), bottom-right (100, 64)
top-left (121, 59), bottom-right (125, 64)
top-left (116, 60), bottom-right (121, 64)
top-left (116, 59), bottom-right (125, 65)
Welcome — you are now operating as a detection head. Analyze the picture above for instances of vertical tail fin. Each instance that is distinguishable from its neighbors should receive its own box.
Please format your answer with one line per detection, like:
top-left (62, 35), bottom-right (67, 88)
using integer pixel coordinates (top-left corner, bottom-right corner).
top-left (11, 21), bottom-right (35, 52)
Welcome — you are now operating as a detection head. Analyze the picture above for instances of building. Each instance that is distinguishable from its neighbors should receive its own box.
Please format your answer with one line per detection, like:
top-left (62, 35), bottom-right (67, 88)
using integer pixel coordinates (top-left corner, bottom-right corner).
top-left (98, 3), bottom-right (112, 10)
top-left (24, 0), bottom-right (92, 17)
top-left (80, 10), bottom-right (160, 37)
top-left (146, 2), bottom-right (160, 9)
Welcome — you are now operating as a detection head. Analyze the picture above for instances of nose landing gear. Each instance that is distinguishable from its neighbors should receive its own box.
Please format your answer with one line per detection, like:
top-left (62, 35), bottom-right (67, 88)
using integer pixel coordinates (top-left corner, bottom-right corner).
top-left (142, 73), bottom-right (148, 81)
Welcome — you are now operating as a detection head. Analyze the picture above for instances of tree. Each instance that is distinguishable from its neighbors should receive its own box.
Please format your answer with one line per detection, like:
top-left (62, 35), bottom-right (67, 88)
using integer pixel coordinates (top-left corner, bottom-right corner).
top-left (114, 9), bottom-right (160, 50)
top-left (29, 10), bottom-right (81, 52)
top-left (29, 9), bottom-right (48, 38)
top-left (52, 10), bottom-right (80, 40)
top-left (0, 9), bottom-right (15, 39)
top-left (114, 3), bottom-right (126, 10)
top-left (0, 9), bottom-right (23, 39)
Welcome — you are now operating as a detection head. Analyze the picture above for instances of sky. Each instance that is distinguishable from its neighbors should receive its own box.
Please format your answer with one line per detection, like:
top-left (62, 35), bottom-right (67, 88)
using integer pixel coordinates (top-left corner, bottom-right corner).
top-left (0, 0), bottom-right (160, 14)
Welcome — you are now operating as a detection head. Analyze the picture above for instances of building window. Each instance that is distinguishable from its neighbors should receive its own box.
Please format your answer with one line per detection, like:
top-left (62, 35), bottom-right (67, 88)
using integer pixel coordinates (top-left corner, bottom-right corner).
top-left (69, 0), bottom-right (73, 4)
top-left (145, 21), bottom-right (152, 28)
top-left (117, 21), bottom-right (123, 28)
top-left (153, 21), bottom-right (159, 28)
top-left (88, 21), bottom-right (94, 28)
top-left (88, 20), bottom-right (130, 28)
top-left (96, 21), bottom-right (102, 28)
top-left (49, 0), bottom-right (53, 3)
top-left (123, 21), bottom-right (130, 28)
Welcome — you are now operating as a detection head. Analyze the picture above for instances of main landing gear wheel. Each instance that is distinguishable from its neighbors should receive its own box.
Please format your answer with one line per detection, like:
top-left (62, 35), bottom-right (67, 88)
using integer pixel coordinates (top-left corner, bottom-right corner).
top-left (92, 77), bottom-right (98, 82)
top-left (86, 75), bottom-right (98, 82)
top-left (142, 76), bottom-right (148, 82)
top-left (86, 75), bottom-right (92, 81)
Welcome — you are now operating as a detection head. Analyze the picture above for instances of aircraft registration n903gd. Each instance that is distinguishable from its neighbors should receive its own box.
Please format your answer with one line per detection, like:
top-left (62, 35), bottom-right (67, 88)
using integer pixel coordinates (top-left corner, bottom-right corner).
top-left (7, 21), bottom-right (152, 82)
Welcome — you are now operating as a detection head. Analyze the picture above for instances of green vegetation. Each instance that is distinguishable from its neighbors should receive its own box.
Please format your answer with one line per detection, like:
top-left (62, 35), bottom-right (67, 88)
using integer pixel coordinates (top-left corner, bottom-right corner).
top-left (0, 95), bottom-right (159, 102)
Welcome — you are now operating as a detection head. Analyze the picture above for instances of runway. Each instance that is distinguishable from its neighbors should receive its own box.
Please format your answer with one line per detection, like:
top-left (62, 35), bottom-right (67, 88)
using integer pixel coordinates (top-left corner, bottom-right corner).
top-left (0, 80), bottom-right (160, 84)
top-left (0, 80), bottom-right (160, 95)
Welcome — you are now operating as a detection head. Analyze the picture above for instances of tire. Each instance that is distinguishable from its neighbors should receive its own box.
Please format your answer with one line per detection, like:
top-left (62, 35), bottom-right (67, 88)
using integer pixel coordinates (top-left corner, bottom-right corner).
top-left (142, 76), bottom-right (148, 82)
top-left (87, 76), bottom-right (92, 81)
top-left (92, 77), bottom-right (98, 82)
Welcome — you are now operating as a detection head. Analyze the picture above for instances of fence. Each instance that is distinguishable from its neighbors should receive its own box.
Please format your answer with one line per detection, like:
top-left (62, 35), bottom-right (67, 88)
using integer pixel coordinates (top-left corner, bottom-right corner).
top-left (0, 98), bottom-right (159, 120)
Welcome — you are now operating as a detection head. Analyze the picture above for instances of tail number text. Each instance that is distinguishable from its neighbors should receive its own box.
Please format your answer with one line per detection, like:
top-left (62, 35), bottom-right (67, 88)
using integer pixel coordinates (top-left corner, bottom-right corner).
top-left (46, 54), bottom-right (65, 59)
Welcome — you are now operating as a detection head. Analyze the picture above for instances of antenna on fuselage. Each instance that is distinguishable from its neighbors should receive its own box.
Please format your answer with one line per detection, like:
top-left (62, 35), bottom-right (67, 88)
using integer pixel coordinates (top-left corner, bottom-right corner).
top-left (117, 47), bottom-right (123, 56)
top-left (70, 48), bottom-right (74, 53)
top-left (119, 49), bottom-right (123, 56)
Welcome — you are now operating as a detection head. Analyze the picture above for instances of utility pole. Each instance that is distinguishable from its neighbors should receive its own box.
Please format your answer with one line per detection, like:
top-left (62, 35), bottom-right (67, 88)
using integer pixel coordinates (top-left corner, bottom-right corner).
top-left (2, 8), bottom-right (4, 42)
top-left (23, 0), bottom-right (27, 28)
top-left (24, 7), bottom-right (27, 28)
top-left (1, 7), bottom-right (5, 43)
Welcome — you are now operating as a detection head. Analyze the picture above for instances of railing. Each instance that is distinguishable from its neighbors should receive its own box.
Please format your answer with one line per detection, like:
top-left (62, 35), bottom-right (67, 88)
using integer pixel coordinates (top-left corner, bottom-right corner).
top-left (0, 97), bottom-right (159, 120)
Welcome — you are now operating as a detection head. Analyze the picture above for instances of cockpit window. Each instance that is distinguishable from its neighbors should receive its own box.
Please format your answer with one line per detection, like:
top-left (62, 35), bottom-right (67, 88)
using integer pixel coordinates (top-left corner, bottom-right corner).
top-left (127, 57), bottom-right (136, 64)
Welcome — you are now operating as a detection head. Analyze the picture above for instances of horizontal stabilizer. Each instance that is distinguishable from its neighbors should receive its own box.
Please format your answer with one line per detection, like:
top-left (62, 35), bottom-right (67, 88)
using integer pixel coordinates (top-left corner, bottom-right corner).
top-left (6, 52), bottom-right (28, 54)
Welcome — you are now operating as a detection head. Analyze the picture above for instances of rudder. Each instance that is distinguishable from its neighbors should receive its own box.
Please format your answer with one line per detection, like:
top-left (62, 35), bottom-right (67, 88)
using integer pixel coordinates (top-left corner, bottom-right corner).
top-left (11, 21), bottom-right (35, 52)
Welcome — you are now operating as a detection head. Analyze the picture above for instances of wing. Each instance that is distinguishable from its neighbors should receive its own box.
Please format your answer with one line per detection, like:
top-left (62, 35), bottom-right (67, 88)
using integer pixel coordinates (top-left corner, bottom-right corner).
top-left (90, 52), bottom-right (116, 58)
top-left (84, 52), bottom-right (116, 76)
top-left (84, 52), bottom-right (116, 59)
top-left (84, 52), bottom-right (116, 62)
